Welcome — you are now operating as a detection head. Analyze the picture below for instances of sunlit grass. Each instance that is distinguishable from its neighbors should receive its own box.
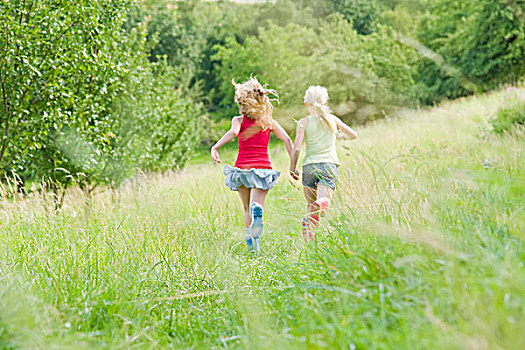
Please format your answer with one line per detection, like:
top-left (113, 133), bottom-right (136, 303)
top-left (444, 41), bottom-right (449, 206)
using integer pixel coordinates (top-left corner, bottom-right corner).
top-left (1, 88), bottom-right (524, 349)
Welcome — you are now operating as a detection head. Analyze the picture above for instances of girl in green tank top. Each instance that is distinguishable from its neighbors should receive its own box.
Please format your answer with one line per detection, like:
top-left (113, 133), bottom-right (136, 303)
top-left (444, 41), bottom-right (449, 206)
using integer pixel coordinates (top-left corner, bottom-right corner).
top-left (289, 86), bottom-right (358, 241)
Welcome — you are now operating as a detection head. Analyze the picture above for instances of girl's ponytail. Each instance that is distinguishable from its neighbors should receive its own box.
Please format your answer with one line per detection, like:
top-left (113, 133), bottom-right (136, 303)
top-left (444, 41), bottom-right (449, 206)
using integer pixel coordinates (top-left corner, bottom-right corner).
top-left (305, 86), bottom-right (337, 133)
top-left (312, 101), bottom-right (336, 132)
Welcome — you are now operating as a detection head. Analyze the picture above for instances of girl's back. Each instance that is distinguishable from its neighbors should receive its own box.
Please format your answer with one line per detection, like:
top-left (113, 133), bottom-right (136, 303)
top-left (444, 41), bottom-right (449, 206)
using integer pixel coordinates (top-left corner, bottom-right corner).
top-left (235, 116), bottom-right (272, 170)
top-left (303, 115), bottom-right (339, 166)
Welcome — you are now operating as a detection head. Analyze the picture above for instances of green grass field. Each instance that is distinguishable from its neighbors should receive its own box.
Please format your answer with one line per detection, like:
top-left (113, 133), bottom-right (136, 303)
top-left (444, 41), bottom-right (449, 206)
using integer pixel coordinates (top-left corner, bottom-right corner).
top-left (1, 89), bottom-right (524, 349)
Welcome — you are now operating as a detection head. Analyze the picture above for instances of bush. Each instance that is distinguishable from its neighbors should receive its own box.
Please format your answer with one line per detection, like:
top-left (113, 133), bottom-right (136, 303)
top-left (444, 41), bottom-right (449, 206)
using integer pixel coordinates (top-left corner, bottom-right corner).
top-left (114, 54), bottom-right (203, 176)
top-left (490, 89), bottom-right (525, 134)
top-left (416, 0), bottom-right (525, 104)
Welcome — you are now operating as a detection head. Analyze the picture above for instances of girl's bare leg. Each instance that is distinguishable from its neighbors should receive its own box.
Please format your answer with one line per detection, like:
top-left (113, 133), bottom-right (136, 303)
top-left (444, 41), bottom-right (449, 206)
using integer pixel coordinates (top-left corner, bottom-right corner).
top-left (247, 188), bottom-right (268, 252)
top-left (237, 186), bottom-right (251, 228)
top-left (317, 184), bottom-right (335, 210)
top-left (303, 186), bottom-right (317, 215)
top-left (303, 186), bottom-right (317, 240)
top-left (238, 186), bottom-right (258, 251)
top-left (238, 187), bottom-right (269, 252)
top-left (250, 188), bottom-right (268, 208)
top-left (312, 184), bottom-right (334, 222)
top-left (238, 187), bottom-right (269, 227)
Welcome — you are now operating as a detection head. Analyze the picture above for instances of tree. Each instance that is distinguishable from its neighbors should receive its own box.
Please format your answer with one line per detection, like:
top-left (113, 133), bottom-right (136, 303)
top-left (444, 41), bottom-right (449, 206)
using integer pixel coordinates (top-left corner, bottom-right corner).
top-left (416, 0), bottom-right (525, 103)
top-left (0, 0), bottom-right (137, 189)
top-left (125, 0), bottom-right (206, 100)
top-left (325, 0), bottom-right (380, 34)
top-left (212, 16), bottom-right (418, 123)
top-left (0, 0), bottom-right (203, 197)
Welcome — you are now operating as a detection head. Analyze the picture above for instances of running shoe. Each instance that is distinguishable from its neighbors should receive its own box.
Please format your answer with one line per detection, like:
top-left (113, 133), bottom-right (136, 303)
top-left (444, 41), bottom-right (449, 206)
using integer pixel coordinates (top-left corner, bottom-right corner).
top-left (301, 217), bottom-right (314, 241)
top-left (250, 202), bottom-right (264, 238)
top-left (253, 237), bottom-right (261, 254)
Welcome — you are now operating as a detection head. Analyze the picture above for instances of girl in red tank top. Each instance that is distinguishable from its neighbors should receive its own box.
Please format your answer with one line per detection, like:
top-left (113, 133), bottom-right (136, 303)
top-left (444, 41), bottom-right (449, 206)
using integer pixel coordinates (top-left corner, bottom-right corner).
top-left (211, 77), bottom-right (293, 253)
top-left (235, 117), bottom-right (272, 169)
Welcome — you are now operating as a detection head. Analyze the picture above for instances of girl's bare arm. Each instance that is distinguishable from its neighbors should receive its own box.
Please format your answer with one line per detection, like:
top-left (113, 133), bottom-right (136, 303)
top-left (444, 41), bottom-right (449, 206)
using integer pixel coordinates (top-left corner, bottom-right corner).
top-left (334, 116), bottom-right (357, 140)
top-left (271, 120), bottom-right (294, 158)
top-left (289, 118), bottom-right (308, 178)
top-left (211, 116), bottom-right (242, 164)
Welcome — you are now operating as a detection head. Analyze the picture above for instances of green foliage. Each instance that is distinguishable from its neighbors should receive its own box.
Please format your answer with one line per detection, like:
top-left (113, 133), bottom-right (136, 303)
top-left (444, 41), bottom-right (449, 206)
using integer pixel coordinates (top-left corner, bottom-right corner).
top-left (314, 19), bottom-right (419, 107)
top-left (0, 0), bottom-right (134, 186)
top-left (115, 56), bottom-right (203, 174)
top-left (490, 89), bottom-right (525, 134)
top-left (212, 23), bottom-right (316, 110)
top-left (125, 0), bottom-right (206, 100)
top-left (213, 16), bottom-right (419, 122)
top-left (326, 0), bottom-right (380, 34)
top-left (416, 0), bottom-right (525, 104)
top-left (0, 0), bottom-right (203, 192)
top-left (2, 0), bottom-right (525, 194)
top-left (378, 0), bottom-right (426, 11)
top-left (126, 0), bottom-right (430, 122)
top-left (126, 0), bottom-right (275, 112)
top-left (250, 0), bottom-right (329, 29)
top-left (379, 4), bottom-right (421, 35)
top-left (187, 1), bottom-right (265, 110)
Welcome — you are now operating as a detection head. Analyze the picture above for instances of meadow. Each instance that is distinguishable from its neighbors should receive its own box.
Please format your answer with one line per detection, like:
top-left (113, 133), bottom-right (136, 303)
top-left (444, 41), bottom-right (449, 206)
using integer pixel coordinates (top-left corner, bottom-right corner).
top-left (1, 88), bottom-right (524, 349)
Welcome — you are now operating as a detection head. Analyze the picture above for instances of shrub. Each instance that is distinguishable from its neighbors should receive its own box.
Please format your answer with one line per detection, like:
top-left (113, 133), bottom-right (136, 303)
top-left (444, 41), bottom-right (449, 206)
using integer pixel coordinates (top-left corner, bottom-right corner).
top-left (416, 0), bottom-right (525, 104)
top-left (490, 89), bottom-right (525, 134)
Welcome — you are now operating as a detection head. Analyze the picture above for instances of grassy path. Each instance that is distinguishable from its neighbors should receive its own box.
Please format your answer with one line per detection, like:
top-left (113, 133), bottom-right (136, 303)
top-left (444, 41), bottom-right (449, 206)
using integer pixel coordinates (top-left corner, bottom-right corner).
top-left (1, 89), bottom-right (524, 349)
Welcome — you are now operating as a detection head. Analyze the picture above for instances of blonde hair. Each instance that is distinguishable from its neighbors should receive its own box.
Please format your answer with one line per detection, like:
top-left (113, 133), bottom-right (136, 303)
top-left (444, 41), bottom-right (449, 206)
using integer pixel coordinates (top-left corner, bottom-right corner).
top-left (304, 85), bottom-right (337, 133)
top-left (232, 77), bottom-right (278, 129)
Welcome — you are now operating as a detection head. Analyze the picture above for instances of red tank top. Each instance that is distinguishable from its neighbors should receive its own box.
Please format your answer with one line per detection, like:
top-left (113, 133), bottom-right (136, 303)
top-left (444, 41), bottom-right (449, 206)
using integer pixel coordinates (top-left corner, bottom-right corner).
top-left (234, 116), bottom-right (272, 169)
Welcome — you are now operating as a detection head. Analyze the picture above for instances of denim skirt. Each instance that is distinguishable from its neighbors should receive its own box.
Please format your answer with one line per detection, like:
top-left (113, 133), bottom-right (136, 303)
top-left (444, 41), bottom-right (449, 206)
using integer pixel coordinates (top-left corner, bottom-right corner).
top-left (224, 164), bottom-right (280, 191)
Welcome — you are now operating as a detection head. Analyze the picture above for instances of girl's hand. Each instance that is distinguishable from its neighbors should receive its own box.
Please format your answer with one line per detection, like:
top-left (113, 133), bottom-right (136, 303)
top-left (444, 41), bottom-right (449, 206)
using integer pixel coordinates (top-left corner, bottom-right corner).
top-left (210, 116), bottom-right (242, 165)
top-left (289, 169), bottom-right (300, 180)
top-left (211, 147), bottom-right (220, 164)
top-left (334, 116), bottom-right (357, 140)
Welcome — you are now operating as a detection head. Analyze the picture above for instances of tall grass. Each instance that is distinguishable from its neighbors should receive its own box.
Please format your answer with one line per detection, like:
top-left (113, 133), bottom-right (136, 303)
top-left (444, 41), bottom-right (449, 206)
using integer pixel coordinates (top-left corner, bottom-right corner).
top-left (1, 88), bottom-right (524, 349)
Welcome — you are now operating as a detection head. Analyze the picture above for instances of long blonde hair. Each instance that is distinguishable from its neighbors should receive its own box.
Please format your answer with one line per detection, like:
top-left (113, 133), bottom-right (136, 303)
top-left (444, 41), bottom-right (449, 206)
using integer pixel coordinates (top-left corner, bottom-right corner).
top-left (304, 85), bottom-right (337, 132)
top-left (232, 77), bottom-right (278, 130)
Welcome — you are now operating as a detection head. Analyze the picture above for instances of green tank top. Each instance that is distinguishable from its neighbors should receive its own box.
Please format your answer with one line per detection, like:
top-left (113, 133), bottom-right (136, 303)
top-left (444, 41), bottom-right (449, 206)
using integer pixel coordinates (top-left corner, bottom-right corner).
top-left (303, 115), bottom-right (340, 166)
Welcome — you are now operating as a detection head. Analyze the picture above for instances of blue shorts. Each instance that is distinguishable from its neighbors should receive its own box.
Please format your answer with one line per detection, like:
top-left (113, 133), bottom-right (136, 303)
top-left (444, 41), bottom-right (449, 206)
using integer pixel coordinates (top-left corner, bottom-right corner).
top-left (302, 163), bottom-right (339, 190)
